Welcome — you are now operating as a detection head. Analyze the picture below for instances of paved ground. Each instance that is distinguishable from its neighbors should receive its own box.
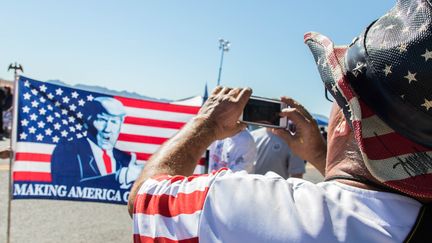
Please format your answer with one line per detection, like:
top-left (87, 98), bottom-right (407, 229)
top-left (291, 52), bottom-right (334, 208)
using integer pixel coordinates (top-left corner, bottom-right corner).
top-left (0, 138), bottom-right (324, 243)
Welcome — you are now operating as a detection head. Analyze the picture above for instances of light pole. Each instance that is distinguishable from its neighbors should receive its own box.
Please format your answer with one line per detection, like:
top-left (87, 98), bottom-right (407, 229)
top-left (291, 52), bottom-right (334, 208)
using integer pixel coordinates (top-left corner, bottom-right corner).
top-left (6, 61), bottom-right (23, 243)
top-left (216, 38), bottom-right (230, 86)
top-left (8, 62), bottom-right (24, 81)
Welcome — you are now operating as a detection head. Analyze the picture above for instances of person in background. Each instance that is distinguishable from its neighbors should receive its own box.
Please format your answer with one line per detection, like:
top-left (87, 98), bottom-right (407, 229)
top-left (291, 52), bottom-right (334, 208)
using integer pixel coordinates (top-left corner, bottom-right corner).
top-left (208, 128), bottom-right (256, 173)
top-left (0, 87), bottom-right (6, 139)
top-left (2, 87), bottom-right (13, 138)
top-left (252, 127), bottom-right (305, 178)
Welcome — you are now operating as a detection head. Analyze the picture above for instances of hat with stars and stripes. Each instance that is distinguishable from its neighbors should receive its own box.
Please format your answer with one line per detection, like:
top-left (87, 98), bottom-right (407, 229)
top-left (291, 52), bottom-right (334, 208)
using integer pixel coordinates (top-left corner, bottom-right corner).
top-left (304, 0), bottom-right (432, 199)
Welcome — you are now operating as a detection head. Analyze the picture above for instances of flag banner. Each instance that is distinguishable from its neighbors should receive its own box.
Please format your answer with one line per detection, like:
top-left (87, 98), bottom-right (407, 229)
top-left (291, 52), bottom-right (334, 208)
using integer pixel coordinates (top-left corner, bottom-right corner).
top-left (12, 76), bottom-right (204, 205)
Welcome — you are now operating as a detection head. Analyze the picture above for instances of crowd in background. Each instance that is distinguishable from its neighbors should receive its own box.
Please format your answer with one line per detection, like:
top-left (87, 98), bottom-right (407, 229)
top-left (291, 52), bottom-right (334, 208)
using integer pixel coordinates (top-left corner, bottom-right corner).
top-left (0, 85), bottom-right (13, 140)
top-left (207, 124), bottom-right (328, 178)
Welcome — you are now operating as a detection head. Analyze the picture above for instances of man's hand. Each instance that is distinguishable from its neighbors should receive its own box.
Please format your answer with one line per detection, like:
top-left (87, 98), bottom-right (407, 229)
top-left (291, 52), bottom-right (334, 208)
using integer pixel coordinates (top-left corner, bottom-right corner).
top-left (197, 86), bottom-right (252, 141)
top-left (272, 97), bottom-right (327, 175)
top-left (128, 86), bottom-right (252, 216)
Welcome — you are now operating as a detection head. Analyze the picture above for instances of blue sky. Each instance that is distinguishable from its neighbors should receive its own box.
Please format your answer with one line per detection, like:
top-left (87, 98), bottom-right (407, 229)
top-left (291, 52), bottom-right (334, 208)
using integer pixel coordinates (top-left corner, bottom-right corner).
top-left (0, 1), bottom-right (395, 116)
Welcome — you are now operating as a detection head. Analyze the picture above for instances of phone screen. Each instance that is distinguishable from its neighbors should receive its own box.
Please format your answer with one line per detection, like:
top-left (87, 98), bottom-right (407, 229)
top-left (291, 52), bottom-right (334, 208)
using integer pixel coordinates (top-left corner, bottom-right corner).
top-left (243, 98), bottom-right (281, 126)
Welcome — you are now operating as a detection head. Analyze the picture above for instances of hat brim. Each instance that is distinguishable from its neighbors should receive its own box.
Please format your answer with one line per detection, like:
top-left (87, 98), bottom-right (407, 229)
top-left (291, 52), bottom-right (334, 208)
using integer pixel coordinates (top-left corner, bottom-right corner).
top-left (304, 32), bottom-right (432, 199)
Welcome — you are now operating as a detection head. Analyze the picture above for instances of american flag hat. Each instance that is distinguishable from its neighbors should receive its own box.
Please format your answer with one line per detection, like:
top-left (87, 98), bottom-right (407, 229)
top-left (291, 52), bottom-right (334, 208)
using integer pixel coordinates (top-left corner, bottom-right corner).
top-left (304, 0), bottom-right (432, 199)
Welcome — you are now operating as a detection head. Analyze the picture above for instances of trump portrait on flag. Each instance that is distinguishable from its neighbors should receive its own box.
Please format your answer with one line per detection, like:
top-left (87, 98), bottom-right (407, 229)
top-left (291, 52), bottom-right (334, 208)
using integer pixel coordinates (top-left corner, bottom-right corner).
top-left (13, 77), bottom-right (203, 204)
top-left (50, 96), bottom-right (143, 189)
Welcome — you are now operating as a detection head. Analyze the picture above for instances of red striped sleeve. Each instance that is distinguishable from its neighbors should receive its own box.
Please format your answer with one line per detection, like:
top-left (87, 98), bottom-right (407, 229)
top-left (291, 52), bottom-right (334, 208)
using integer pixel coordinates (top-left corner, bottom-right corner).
top-left (133, 169), bottom-right (229, 242)
top-left (134, 188), bottom-right (209, 216)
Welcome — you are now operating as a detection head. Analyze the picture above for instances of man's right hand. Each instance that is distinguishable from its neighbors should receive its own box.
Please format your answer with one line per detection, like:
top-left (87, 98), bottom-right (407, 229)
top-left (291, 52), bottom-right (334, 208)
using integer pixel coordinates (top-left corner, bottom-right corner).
top-left (196, 86), bottom-right (252, 141)
top-left (272, 97), bottom-right (327, 175)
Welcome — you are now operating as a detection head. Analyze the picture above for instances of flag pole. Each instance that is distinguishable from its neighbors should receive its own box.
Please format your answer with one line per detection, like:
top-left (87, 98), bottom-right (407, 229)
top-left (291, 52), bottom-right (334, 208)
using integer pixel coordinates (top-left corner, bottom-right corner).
top-left (6, 63), bottom-right (23, 243)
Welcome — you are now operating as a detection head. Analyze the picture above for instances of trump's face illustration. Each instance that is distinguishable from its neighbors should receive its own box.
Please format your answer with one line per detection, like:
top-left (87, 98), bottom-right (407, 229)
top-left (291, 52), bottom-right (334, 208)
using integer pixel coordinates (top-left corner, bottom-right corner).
top-left (93, 112), bottom-right (123, 150)
top-left (86, 97), bottom-right (126, 150)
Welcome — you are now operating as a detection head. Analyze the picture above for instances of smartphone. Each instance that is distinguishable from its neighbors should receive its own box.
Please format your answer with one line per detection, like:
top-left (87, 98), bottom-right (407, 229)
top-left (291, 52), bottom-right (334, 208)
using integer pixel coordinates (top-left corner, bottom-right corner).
top-left (240, 96), bottom-right (288, 128)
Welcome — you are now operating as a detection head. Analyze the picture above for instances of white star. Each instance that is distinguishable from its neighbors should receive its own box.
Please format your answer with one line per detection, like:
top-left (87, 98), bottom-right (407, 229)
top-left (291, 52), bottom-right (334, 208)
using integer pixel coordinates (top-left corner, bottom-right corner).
top-left (62, 96), bottom-right (70, 104)
top-left (68, 116), bottom-right (76, 123)
top-left (404, 71), bottom-right (417, 84)
top-left (24, 80), bottom-right (30, 87)
top-left (54, 123), bottom-right (61, 130)
top-left (22, 106), bottom-right (30, 113)
top-left (77, 133), bottom-right (83, 139)
top-left (55, 101), bottom-right (61, 107)
top-left (39, 97), bottom-right (46, 103)
top-left (40, 85), bottom-right (47, 92)
top-left (54, 112), bottom-right (61, 118)
top-left (52, 136), bottom-right (60, 143)
top-left (55, 88), bottom-right (63, 96)
top-left (61, 130), bottom-right (68, 137)
top-left (37, 121), bottom-right (45, 128)
top-left (31, 89), bottom-right (38, 95)
top-left (45, 128), bottom-right (53, 136)
top-left (422, 49), bottom-right (432, 61)
top-left (87, 94), bottom-right (94, 101)
top-left (28, 126), bottom-right (36, 134)
top-left (61, 109), bottom-right (68, 115)
top-left (398, 43), bottom-right (408, 53)
top-left (77, 112), bottom-right (83, 119)
top-left (30, 113), bottom-right (38, 121)
top-left (421, 99), bottom-right (432, 111)
top-left (69, 126), bottom-right (76, 132)
top-left (36, 134), bottom-right (44, 141)
top-left (39, 108), bottom-right (47, 115)
top-left (47, 105), bottom-right (53, 111)
top-left (76, 124), bottom-right (83, 130)
top-left (71, 91), bottom-right (79, 98)
top-left (20, 132), bottom-right (28, 139)
top-left (69, 104), bottom-right (77, 111)
top-left (62, 119), bottom-right (68, 125)
top-left (383, 65), bottom-right (392, 76)
top-left (46, 115), bottom-right (54, 123)
top-left (78, 99), bottom-right (85, 106)
top-left (23, 93), bottom-right (31, 100)
top-left (31, 100), bottom-right (39, 108)
top-left (21, 119), bottom-right (29, 126)
top-left (47, 93), bottom-right (54, 100)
